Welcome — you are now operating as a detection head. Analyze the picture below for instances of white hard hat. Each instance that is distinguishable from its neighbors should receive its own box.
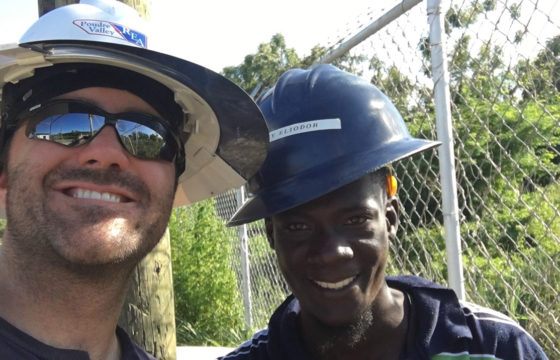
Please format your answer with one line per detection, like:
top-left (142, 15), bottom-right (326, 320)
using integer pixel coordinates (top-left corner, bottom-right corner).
top-left (0, 0), bottom-right (268, 207)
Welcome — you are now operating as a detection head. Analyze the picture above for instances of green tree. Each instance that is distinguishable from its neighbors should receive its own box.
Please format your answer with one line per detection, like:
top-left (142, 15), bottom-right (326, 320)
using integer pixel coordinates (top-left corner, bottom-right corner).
top-left (222, 34), bottom-right (302, 95)
top-left (515, 35), bottom-right (560, 101)
top-left (222, 33), bottom-right (366, 96)
top-left (169, 200), bottom-right (245, 346)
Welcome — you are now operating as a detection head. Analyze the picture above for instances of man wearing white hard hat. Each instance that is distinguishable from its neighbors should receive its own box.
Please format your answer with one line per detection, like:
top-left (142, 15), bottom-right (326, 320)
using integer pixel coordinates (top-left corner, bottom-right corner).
top-left (0, 1), bottom-right (268, 359)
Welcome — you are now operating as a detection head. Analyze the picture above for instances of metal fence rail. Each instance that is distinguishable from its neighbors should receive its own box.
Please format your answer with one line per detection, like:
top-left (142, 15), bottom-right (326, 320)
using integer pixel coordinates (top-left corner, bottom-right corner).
top-left (217, 0), bottom-right (560, 356)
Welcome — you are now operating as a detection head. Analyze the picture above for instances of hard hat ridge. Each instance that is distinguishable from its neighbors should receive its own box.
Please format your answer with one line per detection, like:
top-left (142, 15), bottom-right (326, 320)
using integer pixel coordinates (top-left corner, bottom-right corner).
top-left (20, 0), bottom-right (149, 49)
top-left (80, 0), bottom-right (140, 18)
top-left (228, 64), bottom-right (440, 226)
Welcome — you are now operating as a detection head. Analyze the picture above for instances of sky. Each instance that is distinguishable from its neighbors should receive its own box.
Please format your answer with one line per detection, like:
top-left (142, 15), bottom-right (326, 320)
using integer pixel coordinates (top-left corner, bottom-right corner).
top-left (1, 0), bottom-right (558, 75)
top-left (0, 0), bottom-right (390, 73)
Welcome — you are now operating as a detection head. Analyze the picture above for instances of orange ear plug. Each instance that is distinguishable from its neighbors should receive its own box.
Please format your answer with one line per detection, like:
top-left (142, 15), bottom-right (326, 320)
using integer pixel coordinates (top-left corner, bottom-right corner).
top-left (386, 174), bottom-right (397, 197)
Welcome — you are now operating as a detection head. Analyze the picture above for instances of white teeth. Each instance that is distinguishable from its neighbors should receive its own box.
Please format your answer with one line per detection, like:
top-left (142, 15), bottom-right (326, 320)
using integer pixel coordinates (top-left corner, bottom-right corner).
top-left (315, 276), bottom-right (356, 290)
top-left (73, 189), bottom-right (121, 203)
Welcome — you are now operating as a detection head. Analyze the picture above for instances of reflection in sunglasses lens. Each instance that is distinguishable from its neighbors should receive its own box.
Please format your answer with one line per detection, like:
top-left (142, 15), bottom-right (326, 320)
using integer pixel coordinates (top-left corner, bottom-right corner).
top-left (24, 100), bottom-right (179, 163)
top-left (117, 120), bottom-right (165, 159)
top-left (30, 114), bottom-right (170, 160)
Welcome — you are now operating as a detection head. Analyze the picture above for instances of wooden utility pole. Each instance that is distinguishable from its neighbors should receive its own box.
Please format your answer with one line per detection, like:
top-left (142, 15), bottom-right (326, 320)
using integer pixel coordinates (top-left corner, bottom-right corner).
top-left (36, 1), bottom-right (176, 359)
top-left (119, 229), bottom-right (177, 360)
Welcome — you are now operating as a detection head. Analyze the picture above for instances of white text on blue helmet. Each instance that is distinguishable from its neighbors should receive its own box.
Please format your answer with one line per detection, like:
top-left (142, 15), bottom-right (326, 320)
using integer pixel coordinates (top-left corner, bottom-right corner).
top-left (269, 118), bottom-right (341, 142)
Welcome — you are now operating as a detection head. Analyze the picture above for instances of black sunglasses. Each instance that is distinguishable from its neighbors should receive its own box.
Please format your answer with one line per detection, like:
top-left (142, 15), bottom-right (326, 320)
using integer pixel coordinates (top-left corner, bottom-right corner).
top-left (20, 99), bottom-right (183, 164)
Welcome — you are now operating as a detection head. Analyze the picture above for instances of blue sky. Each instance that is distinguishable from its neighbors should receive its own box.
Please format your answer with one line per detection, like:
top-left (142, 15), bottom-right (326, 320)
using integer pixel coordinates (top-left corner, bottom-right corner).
top-left (0, 0), bottom-right (387, 72)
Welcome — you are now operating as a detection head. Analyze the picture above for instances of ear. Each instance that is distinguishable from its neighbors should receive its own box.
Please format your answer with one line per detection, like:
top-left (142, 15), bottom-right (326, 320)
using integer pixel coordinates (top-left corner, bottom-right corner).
top-left (385, 197), bottom-right (399, 238)
top-left (264, 217), bottom-right (275, 250)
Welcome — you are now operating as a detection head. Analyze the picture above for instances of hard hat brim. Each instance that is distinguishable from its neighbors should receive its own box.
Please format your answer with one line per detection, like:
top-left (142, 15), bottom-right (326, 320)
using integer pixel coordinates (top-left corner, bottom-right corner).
top-left (227, 137), bottom-right (440, 226)
top-left (0, 41), bottom-right (268, 207)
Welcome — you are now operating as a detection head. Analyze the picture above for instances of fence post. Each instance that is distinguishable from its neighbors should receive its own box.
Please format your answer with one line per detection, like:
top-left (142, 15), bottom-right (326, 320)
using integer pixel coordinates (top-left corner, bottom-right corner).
top-left (236, 186), bottom-right (253, 329)
top-left (427, 0), bottom-right (465, 300)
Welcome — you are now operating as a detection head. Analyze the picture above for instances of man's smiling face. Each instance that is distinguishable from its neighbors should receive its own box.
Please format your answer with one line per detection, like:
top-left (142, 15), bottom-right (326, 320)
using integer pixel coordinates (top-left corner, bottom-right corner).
top-left (0, 87), bottom-right (176, 267)
top-left (267, 172), bottom-right (398, 328)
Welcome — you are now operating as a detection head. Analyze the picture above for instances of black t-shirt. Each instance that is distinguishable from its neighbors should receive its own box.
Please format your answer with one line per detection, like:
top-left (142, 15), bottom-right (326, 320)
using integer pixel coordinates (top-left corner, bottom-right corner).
top-left (0, 316), bottom-right (156, 359)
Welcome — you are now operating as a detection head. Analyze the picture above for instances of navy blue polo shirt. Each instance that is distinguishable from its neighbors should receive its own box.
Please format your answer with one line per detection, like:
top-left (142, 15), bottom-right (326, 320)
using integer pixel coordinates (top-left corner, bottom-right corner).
top-left (0, 316), bottom-right (156, 360)
top-left (221, 276), bottom-right (548, 360)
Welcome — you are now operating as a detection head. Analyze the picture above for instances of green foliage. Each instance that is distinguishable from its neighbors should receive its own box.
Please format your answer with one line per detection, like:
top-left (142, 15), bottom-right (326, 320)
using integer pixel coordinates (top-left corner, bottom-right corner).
top-left (244, 225), bottom-right (289, 329)
top-left (444, 2), bottom-right (493, 34)
top-left (462, 226), bottom-right (560, 347)
top-left (515, 35), bottom-right (560, 100)
top-left (387, 224), bottom-right (448, 284)
top-left (222, 34), bottom-right (303, 95)
top-left (370, 3), bottom-right (560, 353)
top-left (0, 219), bottom-right (5, 244)
top-left (122, 132), bottom-right (165, 160)
top-left (222, 33), bottom-right (366, 97)
top-left (451, 97), bottom-right (560, 237)
top-left (169, 200), bottom-right (246, 346)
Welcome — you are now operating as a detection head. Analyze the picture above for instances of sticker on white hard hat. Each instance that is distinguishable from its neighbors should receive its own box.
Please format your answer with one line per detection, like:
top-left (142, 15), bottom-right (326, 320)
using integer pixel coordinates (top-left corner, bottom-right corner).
top-left (269, 118), bottom-right (341, 142)
top-left (72, 19), bottom-right (147, 47)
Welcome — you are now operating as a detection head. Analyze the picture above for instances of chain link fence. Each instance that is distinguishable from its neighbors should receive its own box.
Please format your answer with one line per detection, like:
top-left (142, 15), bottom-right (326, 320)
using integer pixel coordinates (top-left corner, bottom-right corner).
top-left (215, 0), bottom-right (559, 356)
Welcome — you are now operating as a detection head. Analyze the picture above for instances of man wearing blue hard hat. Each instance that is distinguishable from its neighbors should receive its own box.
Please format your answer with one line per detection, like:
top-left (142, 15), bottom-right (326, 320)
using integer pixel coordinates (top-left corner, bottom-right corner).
top-left (222, 65), bottom-right (547, 360)
top-left (0, 0), bottom-right (268, 359)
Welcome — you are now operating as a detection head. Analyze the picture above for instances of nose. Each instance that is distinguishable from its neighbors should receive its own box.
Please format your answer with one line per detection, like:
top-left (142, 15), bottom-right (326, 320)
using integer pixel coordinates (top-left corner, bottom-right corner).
top-left (307, 228), bottom-right (354, 266)
top-left (75, 126), bottom-right (131, 171)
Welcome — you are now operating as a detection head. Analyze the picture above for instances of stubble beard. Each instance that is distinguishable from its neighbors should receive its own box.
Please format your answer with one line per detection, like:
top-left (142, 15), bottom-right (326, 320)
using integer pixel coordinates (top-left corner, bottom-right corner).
top-left (314, 307), bottom-right (374, 357)
top-left (4, 162), bottom-right (174, 277)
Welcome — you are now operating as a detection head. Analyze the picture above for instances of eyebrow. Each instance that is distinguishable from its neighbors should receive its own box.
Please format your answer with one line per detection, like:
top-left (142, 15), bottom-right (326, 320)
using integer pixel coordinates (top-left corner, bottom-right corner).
top-left (278, 204), bottom-right (382, 220)
top-left (340, 206), bottom-right (381, 216)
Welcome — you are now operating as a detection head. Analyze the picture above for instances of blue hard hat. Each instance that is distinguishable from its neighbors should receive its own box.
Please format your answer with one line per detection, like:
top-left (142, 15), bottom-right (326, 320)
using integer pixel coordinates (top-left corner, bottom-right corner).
top-left (227, 64), bottom-right (440, 226)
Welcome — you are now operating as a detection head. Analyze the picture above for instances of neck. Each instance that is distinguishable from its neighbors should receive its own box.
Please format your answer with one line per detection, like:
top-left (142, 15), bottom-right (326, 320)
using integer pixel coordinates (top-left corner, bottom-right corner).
top-left (0, 235), bottom-right (132, 360)
top-left (300, 283), bottom-right (410, 360)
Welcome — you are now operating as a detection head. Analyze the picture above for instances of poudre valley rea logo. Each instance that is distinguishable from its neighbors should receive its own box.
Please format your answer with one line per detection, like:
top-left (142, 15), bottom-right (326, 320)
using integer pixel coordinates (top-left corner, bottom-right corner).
top-left (72, 19), bottom-right (147, 48)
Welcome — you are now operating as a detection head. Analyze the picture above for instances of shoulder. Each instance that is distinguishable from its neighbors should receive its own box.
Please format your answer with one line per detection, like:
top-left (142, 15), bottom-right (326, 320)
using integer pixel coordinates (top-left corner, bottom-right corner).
top-left (387, 276), bottom-right (547, 359)
top-left (387, 275), bottom-right (448, 291)
top-left (459, 301), bottom-right (548, 359)
top-left (460, 300), bottom-right (527, 333)
top-left (219, 329), bottom-right (270, 360)
top-left (116, 327), bottom-right (157, 360)
top-left (0, 316), bottom-right (90, 359)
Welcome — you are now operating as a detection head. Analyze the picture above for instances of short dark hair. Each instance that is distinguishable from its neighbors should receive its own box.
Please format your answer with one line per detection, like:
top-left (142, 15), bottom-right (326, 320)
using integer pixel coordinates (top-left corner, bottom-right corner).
top-left (367, 167), bottom-right (390, 195)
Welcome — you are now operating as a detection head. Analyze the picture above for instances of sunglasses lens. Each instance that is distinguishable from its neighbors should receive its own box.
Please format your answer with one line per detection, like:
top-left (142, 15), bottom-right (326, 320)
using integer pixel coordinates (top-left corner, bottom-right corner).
top-left (31, 113), bottom-right (105, 146)
top-left (116, 120), bottom-right (168, 160)
top-left (25, 101), bottom-right (180, 163)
